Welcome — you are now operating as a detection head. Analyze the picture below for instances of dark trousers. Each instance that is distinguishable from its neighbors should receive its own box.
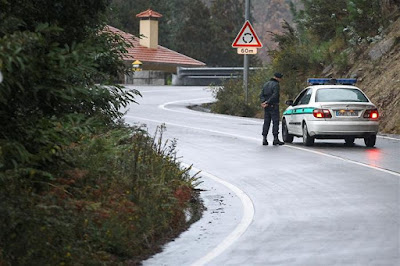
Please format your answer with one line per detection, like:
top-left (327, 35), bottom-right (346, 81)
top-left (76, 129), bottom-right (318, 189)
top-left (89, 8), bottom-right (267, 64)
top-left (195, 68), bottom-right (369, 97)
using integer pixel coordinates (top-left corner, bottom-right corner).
top-left (262, 105), bottom-right (279, 137)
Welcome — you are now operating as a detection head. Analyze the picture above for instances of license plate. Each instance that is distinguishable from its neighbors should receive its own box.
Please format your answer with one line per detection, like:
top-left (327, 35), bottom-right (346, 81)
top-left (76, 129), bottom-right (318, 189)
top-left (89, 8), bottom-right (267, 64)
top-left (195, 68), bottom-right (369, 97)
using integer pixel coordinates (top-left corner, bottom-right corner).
top-left (336, 110), bottom-right (358, 116)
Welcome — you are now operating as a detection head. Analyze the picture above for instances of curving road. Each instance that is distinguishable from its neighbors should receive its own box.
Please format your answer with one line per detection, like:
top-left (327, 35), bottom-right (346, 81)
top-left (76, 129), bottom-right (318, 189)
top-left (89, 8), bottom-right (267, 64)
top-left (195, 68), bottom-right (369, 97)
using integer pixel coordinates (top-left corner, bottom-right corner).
top-left (123, 86), bottom-right (400, 266)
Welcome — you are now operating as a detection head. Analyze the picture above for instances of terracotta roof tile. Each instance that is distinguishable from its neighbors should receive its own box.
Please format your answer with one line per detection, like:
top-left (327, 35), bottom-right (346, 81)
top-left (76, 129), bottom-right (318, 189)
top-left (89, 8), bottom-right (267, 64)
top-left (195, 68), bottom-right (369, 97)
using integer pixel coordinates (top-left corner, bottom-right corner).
top-left (136, 9), bottom-right (163, 18)
top-left (105, 25), bottom-right (205, 67)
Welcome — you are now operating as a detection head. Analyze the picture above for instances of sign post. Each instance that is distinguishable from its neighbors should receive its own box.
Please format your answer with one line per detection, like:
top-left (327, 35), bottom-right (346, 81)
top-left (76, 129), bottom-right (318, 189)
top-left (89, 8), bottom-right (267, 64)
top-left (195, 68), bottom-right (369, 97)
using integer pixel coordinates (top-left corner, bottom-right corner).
top-left (232, 2), bottom-right (262, 104)
top-left (244, 0), bottom-right (250, 104)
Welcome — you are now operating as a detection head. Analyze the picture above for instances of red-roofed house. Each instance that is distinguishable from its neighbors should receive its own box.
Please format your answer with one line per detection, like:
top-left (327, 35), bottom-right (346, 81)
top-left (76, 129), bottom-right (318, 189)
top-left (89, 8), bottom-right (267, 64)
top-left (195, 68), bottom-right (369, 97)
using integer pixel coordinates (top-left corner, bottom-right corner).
top-left (106, 9), bottom-right (205, 85)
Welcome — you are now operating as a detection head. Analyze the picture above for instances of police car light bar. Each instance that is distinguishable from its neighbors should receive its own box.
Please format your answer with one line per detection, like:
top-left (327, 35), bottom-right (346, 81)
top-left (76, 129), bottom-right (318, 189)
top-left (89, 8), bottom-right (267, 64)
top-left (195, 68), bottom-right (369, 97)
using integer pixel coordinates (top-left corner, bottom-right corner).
top-left (307, 78), bottom-right (357, 85)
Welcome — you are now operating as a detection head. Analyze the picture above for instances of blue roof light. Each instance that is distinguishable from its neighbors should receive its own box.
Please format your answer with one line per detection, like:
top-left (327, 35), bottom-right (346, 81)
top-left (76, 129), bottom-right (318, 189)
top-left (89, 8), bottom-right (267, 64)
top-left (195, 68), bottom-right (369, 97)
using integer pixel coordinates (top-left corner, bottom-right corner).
top-left (307, 78), bottom-right (357, 85)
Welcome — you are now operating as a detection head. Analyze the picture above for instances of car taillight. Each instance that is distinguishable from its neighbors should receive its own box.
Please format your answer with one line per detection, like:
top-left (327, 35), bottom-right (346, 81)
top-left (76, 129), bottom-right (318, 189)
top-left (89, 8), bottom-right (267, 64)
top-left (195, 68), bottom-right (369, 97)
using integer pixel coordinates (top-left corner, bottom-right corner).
top-left (313, 109), bottom-right (332, 118)
top-left (363, 109), bottom-right (379, 119)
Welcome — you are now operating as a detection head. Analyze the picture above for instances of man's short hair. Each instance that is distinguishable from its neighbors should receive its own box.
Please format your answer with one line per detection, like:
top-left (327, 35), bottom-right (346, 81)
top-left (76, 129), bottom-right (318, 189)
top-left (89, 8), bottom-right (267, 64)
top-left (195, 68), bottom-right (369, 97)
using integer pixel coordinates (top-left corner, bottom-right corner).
top-left (274, 73), bottom-right (283, 79)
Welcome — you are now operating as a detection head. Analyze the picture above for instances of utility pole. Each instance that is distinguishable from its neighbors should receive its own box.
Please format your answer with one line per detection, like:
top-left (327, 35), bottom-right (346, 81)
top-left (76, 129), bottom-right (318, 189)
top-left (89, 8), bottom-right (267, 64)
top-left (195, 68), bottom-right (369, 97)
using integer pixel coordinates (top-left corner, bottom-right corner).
top-left (243, 0), bottom-right (250, 105)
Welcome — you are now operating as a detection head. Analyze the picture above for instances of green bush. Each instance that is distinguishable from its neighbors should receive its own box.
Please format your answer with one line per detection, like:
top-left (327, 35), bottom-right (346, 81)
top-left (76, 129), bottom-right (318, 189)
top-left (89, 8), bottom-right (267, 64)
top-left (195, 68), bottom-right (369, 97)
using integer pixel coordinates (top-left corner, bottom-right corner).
top-left (211, 80), bottom-right (255, 117)
top-left (0, 125), bottom-right (201, 264)
top-left (211, 68), bottom-right (271, 117)
top-left (0, 1), bottom-right (202, 264)
top-left (0, 26), bottom-right (139, 173)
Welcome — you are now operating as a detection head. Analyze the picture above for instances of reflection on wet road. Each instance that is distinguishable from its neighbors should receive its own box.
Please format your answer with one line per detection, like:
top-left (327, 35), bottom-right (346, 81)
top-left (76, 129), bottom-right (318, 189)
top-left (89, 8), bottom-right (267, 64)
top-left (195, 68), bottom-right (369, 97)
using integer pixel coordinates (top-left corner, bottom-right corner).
top-left (124, 86), bottom-right (400, 266)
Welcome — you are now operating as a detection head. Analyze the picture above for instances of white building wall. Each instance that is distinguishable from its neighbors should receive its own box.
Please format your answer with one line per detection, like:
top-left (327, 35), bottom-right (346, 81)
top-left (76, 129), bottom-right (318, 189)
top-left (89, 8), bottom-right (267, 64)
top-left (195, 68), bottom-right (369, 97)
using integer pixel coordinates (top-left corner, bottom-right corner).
top-left (125, 71), bottom-right (165, 85)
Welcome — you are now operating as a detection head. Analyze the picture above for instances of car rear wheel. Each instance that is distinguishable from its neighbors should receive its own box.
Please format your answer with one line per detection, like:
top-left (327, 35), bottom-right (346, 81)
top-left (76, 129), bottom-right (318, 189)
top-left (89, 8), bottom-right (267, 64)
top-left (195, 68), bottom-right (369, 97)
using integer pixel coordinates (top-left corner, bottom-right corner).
top-left (282, 119), bottom-right (294, 143)
top-left (302, 123), bottom-right (314, 146)
top-left (364, 135), bottom-right (376, 147)
top-left (344, 137), bottom-right (355, 146)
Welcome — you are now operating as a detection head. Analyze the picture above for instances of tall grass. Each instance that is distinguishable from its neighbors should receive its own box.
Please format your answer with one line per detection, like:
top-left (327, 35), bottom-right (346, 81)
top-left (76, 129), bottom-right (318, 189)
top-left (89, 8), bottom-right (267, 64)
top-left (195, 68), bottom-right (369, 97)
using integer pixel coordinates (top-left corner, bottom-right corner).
top-left (0, 125), bottom-right (202, 264)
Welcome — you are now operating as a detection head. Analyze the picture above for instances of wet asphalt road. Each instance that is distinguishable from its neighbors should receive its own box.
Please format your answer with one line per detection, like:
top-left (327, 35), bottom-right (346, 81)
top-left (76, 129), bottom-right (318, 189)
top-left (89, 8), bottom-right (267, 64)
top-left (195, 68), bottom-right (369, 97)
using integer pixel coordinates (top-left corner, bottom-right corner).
top-left (123, 86), bottom-right (400, 266)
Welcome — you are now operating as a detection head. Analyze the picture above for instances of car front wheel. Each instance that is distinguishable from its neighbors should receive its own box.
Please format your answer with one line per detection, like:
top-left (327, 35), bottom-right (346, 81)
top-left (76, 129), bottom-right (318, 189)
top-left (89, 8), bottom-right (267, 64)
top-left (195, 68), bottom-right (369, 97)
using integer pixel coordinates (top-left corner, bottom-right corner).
top-left (302, 123), bottom-right (315, 146)
top-left (364, 135), bottom-right (376, 147)
top-left (282, 119), bottom-right (294, 143)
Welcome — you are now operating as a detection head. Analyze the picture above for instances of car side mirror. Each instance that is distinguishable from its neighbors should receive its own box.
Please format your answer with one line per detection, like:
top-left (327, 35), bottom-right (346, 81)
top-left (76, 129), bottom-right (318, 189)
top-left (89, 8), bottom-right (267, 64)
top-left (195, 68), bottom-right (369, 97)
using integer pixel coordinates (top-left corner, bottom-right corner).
top-left (285, 100), bottom-right (294, 106)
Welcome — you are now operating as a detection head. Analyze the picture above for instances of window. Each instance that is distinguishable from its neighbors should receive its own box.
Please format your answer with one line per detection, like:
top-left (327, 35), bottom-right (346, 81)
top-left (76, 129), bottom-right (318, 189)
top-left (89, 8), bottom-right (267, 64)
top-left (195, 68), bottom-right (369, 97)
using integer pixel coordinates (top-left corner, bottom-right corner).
top-left (316, 88), bottom-right (369, 102)
top-left (298, 89), bottom-right (312, 105)
top-left (293, 88), bottom-right (310, 106)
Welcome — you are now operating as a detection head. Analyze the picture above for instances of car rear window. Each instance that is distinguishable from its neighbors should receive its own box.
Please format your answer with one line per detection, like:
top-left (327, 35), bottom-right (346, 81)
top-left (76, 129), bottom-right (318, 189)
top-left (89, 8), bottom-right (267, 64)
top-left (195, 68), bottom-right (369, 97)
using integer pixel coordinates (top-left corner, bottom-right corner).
top-left (315, 88), bottom-right (369, 102)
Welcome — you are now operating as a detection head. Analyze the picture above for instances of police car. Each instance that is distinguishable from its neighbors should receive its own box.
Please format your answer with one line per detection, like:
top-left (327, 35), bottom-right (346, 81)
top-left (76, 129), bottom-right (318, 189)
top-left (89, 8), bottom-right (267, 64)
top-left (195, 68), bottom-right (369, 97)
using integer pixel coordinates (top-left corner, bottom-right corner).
top-left (282, 78), bottom-right (379, 147)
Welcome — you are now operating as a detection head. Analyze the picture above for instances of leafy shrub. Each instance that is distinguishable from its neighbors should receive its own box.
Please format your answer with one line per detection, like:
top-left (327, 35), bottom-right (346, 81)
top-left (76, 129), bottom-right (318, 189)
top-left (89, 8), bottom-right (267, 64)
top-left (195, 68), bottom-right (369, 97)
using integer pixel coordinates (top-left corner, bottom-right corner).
top-left (209, 67), bottom-right (304, 120)
top-left (0, 26), bottom-right (139, 173)
top-left (0, 125), bottom-right (201, 264)
top-left (0, 1), bottom-right (202, 264)
top-left (211, 81), bottom-right (256, 117)
top-left (210, 68), bottom-right (270, 117)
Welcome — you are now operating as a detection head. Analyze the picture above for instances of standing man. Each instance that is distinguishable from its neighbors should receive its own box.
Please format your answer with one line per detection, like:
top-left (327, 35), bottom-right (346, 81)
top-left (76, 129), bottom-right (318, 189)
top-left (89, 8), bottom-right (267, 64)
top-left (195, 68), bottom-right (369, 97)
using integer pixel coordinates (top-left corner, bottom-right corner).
top-left (260, 73), bottom-right (285, 146)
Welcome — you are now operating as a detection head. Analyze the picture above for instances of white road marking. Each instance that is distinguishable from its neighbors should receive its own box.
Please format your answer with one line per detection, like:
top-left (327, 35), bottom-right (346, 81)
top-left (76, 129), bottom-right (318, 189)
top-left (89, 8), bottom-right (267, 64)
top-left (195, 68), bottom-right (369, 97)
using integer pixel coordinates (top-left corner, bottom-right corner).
top-left (125, 115), bottom-right (246, 140)
top-left (286, 144), bottom-right (400, 177)
top-left (125, 115), bottom-right (400, 178)
top-left (180, 164), bottom-right (254, 266)
top-left (138, 88), bottom-right (208, 93)
top-left (124, 98), bottom-right (400, 264)
top-left (159, 99), bottom-right (263, 124)
top-left (378, 135), bottom-right (400, 141)
top-left (160, 98), bottom-right (399, 140)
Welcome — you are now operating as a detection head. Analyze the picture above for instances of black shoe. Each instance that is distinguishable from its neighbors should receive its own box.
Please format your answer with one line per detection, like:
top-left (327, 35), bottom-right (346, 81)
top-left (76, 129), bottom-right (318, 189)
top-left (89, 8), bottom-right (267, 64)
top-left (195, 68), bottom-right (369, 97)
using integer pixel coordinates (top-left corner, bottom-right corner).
top-left (273, 138), bottom-right (284, 145)
top-left (262, 137), bottom-right (268, 145)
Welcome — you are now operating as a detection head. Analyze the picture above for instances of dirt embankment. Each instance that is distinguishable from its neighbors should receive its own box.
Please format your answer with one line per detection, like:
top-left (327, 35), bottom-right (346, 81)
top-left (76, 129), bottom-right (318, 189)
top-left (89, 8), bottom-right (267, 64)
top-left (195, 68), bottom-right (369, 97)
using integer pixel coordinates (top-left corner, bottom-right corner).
top-left (329, 17), bottom-right (400, 134)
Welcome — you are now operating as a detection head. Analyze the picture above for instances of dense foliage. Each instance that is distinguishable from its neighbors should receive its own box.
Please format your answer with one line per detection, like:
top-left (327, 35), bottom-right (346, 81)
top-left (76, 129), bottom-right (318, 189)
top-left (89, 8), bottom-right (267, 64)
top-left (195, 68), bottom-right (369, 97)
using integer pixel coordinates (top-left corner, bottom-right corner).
top-left (1, 125), bottom-right (201, 264)
top-left (0, 0), bottom-right (138, 171)
top-left (270, 0), bottom-right (400, 99)
top-left (0, 0), bottom-right (201, 264)
top-left (212, 0), bottom-right (400, 120)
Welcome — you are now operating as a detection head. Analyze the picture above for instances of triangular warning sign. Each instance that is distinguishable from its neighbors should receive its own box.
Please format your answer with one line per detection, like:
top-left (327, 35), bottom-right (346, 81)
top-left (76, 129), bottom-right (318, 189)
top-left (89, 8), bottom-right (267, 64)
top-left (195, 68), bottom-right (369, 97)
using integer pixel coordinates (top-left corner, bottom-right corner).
top-left (232, 20), bottom-right (263, 48)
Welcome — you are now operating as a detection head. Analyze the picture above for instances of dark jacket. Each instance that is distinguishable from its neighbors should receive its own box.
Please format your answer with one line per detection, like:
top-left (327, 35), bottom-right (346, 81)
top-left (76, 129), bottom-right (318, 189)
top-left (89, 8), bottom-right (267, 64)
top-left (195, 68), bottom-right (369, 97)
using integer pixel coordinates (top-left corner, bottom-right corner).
top-left (260, 78), bottom-right (280, 104)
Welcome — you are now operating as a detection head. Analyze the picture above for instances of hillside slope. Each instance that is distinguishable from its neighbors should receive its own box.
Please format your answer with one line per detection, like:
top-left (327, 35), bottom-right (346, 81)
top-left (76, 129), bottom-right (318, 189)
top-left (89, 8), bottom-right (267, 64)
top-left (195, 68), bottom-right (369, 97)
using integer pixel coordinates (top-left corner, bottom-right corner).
top-left (252, 0), bottom-right (301, 62)
top-left (202, 0), bottom-right (399, 134)
top-left (327, 17), bottom-right (400, 134)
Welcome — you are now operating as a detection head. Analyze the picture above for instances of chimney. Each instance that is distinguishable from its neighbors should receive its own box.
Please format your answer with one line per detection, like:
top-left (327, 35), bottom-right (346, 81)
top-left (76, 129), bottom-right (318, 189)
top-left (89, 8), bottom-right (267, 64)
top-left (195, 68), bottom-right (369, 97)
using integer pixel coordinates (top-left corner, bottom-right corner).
top-left (136, 9), bottom-right (163, 49)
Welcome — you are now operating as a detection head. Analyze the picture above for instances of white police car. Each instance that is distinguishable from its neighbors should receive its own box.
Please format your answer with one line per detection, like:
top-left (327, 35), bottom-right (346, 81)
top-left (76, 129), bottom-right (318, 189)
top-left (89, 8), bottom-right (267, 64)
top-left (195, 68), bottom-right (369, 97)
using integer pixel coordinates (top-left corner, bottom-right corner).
top-left (282, 78), bottom-right (379, 147)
